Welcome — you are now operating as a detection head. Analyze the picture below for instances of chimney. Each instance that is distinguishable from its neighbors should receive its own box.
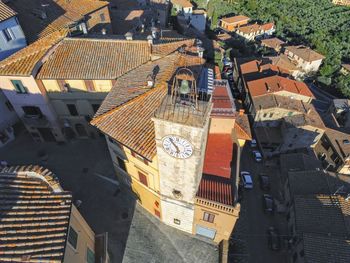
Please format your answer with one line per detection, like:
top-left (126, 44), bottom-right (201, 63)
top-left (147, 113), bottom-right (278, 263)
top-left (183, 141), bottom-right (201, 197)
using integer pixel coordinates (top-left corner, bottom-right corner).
top-left (265, 83), bottom-right (270, 92)
top-left (307, 108), bottom-right (312, 115)
top-left (197, 46), bottom-right (205, 58)
top-left (239, 109), bottom-right (245, 115)
top-left (125, 32), bottom-right (133, 41)
top-left (151, 27), bottom-right (159, 40)
top-left (101, 28), bottom-right (106, 35)
top-left (147, 74), bottom-right (154, 87)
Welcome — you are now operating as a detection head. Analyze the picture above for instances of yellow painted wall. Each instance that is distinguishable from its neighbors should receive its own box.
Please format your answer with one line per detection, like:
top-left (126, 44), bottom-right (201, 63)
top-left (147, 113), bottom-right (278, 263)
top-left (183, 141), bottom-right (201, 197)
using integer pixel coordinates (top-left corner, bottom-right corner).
top-left (131, 178), bottom-right (161, 219)
top-left (93, 80), bottom-right (113, 92)
top-left (66, 80), bottom-right (87, 92)
top-left (193, 200), bottom-right (240, 243)
top-left (42, 79), bottom-right (61, 92)
top-left (64, 205), bottom-right (95, 263)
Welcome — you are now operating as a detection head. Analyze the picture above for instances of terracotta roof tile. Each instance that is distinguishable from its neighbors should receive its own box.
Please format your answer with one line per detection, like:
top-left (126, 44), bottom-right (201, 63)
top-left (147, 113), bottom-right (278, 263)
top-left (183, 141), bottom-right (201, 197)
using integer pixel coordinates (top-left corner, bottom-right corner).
top-left (220, 15), bottom-right (249, 24)
top-left (7, 0), bottom-right (109, 43)
top-left (0, 1), bottom-right (16, 22)
top-left (260, 37), bottom-right (285, 50)
top-left (234, 114), bottom-right (252, 140)
top-left (196, 174), bottom-right (234, 206)
top-left (0, 165), bottom-right (72, 262)
top-left (238, 22), bottom-right (274, 34)
top-left (342, 63), bottom-right (350, 72)
top-left (211, 80), bottom-right (236, 117)
top-left (285, 45), bottom-right (325, 62)
top-left (247, 75), bottom-right (314, 98)
top-left (37, 38), bottom-right (151, 80)
top-left (0, 30), bottom-right (67, 76)
top-left (171, 0), bottom-right (193, 8)
top-left (266, 54), bottom-right (298, 72)
top-left (91, 54), bottom-right (205, 159)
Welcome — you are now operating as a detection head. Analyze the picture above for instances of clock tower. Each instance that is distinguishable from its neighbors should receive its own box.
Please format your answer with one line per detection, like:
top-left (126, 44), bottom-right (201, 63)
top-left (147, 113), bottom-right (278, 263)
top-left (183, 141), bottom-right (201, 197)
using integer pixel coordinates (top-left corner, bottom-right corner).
top-left (153, 67), bottom-right (212, 233)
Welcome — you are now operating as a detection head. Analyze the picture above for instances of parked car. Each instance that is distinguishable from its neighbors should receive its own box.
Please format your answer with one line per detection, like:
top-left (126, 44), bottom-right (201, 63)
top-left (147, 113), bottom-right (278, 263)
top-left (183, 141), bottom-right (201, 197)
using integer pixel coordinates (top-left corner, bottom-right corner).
top-left (253, 150), bottom-right (262, 162)
top-left (240, 171), bottom-right (253, 189)
top-left (267, 227), bottom-right (281, 251)
top-left (259, 174), bottom-right (270, 190)
top-left (262, 194), bottom-right (274, 213)
top-left (250, 139), bottom-right (257, 148)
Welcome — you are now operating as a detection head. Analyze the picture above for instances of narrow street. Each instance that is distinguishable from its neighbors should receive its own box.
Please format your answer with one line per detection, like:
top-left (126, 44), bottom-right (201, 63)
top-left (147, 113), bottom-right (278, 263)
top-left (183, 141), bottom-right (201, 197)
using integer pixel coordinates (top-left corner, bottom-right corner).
top-left (237, 144), bottom-right (288, 263)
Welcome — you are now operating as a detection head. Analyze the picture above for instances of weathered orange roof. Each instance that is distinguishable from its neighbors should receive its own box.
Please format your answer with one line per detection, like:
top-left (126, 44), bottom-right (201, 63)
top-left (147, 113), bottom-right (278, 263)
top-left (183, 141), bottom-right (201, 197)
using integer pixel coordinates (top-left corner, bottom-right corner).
top-left (91, 53), bottom-right (205, 159)
top-left (203, 134), bottom-right (233, 179)
top-left (285, 45), bottom-right (325, 62)
top-left (196, 174), bottom-right (234, 206)
top-left (0, 30), bottom-right (67, 76)
top-left (37, 38), bottom-right (151, 80)
top-left (171, 0), bottom-right (193, 8)
top-left (0, 1), bottom-right (16, 22)
top-left (234, 114), bottom-right (252, 140)
top-left (220, 15), bottom-right (249, 24)
top-left (7, 0), bottom-right (109, 43)
top-left (267, 54), bottom-right (299, 72)
top-left (238, 22), bottom-right (274, 34)
top-left (342, 63), bottom-right (350, 72)
top-left (0, 165), bottom-right (72, 262)
top-left (261, 37), bottom-right (285, 50)
top-left (247, 75), bottom-right (314, 98)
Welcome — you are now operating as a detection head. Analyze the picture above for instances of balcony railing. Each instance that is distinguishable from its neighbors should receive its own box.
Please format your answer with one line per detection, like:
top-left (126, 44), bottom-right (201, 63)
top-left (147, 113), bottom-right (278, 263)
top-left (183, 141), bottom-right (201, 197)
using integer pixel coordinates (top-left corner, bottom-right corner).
top-left (22, 114), bottom-right (49, 128)
top-left (195, 197), bottom-right (239, 215)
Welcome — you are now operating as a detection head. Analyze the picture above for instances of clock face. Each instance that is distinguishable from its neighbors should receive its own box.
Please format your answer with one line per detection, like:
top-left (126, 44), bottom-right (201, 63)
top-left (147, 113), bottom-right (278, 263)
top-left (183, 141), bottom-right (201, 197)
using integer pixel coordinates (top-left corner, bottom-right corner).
top-left (162, 135), bottom-right (193, 159)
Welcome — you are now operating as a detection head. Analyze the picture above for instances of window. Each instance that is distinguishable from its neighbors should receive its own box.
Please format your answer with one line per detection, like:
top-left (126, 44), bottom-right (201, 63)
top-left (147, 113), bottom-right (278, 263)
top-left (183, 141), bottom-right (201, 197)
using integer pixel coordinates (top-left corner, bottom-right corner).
top-left (293, 252), bottom-right (298, 262)
top-left (263, 113), bottom-right (267, 118)
top-left (92, 104), bottom-right (100, 113)
top-left (288, 111), bottom-right (293, 116)
top-left (154, 209), bottom-right (160, 218)
top-left (299, 249), bottom-right (305, 257)
top-left (117, 156), bottom-right (127, 172)
top-left (67, 104), bottom-right (78, 116)
top-left (11, 80), bottom-right (27, 94)
top-left (138, 171), bottom-right (148, 186)
top-left (68, 226), bottom-right (78, 249)
top-left (174, 218), bottom-right (181, 225)
top-left (22, 106), bottom-right (42, 116)
top-left (87, 247), bottom-right (95, 263)
top-left (203, 212), bottom-right (215, 223)
top-left (100, 13), bottom-right (106, 22)
top-left (269, 113), bottom-right (274, 118)
top-left (5, 101), bottom-right (14, 111)
top-left (2, 28), bottom-right (15, 42)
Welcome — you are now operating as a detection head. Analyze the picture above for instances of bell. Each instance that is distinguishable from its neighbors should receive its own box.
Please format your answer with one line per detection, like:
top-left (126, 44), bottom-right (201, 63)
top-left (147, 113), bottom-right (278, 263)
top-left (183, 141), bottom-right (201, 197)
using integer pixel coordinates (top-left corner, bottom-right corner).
top-left (179, 80), bottom-right (190, 95)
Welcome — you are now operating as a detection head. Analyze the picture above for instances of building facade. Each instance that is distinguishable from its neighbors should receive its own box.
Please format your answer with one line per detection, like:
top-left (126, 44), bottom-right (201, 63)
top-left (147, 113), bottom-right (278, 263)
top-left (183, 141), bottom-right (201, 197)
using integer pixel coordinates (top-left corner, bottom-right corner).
top-left (0, 89), bottom-right (18, 147)
top-left (219, 15), bottom-right (250, 32)
top-left (0, 1), bottom-right (26, 60)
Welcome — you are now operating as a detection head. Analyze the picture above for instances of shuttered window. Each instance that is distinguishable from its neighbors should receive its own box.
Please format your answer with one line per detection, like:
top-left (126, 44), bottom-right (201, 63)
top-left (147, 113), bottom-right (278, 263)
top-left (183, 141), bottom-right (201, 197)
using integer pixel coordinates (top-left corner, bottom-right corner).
top-left (138, 171), bottom-right (148, 187)
top-left (68, 226), bottom-right (78, 249)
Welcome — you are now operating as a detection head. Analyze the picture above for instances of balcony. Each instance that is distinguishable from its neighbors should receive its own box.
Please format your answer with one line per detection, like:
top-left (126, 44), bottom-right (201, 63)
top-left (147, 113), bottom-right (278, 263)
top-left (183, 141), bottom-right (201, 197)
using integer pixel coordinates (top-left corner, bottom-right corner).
top-left (195, 197), bottom-right (239, 215)
top-left (22, 114), bottom-right (50, 128)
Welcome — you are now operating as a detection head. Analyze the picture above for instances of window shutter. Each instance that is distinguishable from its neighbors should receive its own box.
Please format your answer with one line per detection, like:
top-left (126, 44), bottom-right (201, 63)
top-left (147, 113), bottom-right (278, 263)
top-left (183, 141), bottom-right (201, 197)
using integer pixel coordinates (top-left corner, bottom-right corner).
top-left (138, 171), bottom-right (148, 187)
top-left (85, 80), bottom-right (95, 92)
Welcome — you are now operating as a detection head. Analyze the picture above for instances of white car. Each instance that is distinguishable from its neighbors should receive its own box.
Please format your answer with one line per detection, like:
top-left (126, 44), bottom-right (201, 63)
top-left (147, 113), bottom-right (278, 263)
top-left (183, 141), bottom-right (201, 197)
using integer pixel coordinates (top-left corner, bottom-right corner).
top-left (253, 150), bottom-right (262, 162)
top-left (240, 171), bottom-right (253, 189)
top-left (250, 139), bottom-right (257, 148)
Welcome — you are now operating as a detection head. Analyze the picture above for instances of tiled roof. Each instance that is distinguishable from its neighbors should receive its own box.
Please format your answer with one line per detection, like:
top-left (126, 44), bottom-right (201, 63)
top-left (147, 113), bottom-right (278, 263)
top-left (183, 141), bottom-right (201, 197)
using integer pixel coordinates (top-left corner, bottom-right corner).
top-left (37, 38), bottom-right (151, 80)
top-left (91, 53), bottom-right (205, 159)
top-left (240, 60), bottom-right (290, 82)
top-left (220, 15), bottom-right (249, 24)
top-left (0, 30), bottom-right (67, 76)
top-left (196, 174), bottom-right (234, 206)
top-left (0, 1), bottom-right (16, 22)
top-left (285, 45), bottom-right (325, 62)
top-left (325, 128), bottom-right (350, 161)
top-left (342, 63), bottom-right (350, 72)
top-left (247, 75), bottom-right (314, 98)
top-left (171, 0), bottom-right (193, 8)
top-left (237, 22), bottom-right (274, 34)
top-left (260, 37), bottom-right (285, 50)
top-left (266, 54), bottom-right (298, 72)
top-left (234, 114), bottom-right (252, 140)
top-left (302, 233), bottom-right (350, 263)
top-left (7, 0), bottom-right (109, 43)
top-left (280, 153), bottom-right (322, 177)
top-left (211, 80), bottom-right (236, 117)
top-left (94, 53), bottom-right (180, 116)
top-left (287, 170), bottom-right (331, 196)
top-left (152, 38), bottom-right (195, 57)
top-left (0, 165), bottom-right (72, 262)
top-left (203, 134), bottom-right (234, 179)
top-left (293, 195), bottom-right (348, 236)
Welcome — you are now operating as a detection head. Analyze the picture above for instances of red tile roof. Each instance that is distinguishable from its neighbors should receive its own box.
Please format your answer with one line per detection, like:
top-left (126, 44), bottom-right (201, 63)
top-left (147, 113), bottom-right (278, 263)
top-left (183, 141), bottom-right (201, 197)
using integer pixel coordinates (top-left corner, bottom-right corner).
top-left (247, 75), bottom-right (314, 98)
top-left (238, 22), bottom-right (274, 34)
top-left (220, 15), bottom-right (249, 25)
top-left (196, 174), bottom-right (233, 206)
top-left (211, 80), bottom-right (236, 117)
top-left (203, 134), bottom-right (233, 179)
top-left (285, 45), bottom-right (325, 62)
top-left (0, 1), bottom-right (16, 22)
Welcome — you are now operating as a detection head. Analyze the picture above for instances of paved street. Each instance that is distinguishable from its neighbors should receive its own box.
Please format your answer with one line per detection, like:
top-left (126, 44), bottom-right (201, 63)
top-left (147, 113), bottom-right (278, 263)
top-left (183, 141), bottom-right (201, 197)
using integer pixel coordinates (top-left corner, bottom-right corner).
top-left (233, 144), bottom-right (288, 263)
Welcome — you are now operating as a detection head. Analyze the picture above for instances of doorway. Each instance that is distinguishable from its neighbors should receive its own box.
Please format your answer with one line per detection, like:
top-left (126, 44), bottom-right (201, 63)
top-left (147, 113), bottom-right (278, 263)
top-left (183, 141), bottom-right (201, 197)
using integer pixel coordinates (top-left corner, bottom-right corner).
top-left (75, 123), bottom-right (88, 137)
top-left (37, 128), bottom-right (56, 142)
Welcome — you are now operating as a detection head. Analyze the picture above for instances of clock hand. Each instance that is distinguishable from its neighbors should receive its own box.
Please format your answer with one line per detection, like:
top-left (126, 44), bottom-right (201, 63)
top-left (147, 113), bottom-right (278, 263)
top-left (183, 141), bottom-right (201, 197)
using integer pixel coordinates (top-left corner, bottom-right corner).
top-left (169, 138), bottom-right (180, 154)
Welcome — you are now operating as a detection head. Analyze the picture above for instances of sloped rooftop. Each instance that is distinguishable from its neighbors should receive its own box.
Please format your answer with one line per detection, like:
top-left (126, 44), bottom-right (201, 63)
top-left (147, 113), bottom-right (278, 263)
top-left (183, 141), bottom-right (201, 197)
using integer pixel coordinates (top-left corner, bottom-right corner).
top-left (0, 165), bottom-right (72, 263)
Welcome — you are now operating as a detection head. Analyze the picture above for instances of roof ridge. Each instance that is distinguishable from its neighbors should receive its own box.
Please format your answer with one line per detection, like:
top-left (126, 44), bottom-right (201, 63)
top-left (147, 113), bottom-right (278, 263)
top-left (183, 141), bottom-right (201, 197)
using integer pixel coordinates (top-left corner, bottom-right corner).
top-left (64, 37), bottom-right (149, 44)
